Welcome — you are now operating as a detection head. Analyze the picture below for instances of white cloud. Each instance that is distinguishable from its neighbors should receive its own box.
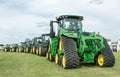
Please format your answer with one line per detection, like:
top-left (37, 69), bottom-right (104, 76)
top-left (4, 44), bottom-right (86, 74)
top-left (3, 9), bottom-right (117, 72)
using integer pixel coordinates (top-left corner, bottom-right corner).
top-left (0, 0), bottom-right (120, 44)
top-left (0, 12), bottom-right (50, 44)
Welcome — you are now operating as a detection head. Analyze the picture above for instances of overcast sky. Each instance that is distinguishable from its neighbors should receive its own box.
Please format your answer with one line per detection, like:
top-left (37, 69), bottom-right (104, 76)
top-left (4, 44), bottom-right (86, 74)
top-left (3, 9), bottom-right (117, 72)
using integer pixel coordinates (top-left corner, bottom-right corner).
top-left (0, 0), bottom-right (119, 44)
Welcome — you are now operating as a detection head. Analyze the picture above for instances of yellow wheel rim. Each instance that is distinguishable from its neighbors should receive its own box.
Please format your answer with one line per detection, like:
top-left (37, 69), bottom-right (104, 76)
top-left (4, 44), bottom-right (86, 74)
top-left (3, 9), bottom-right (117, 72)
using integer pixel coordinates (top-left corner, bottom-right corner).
top-left (62, 55), bottom-right (66, 68)
top-left (46, 52), bottom-right (49, 59)
top-left (5, 49), bottom-right (6, 52)
top-left (12, 48), bottom-right (14, 52)
top-left (19, 48), bottom-right (21, 52)
top-left (49, 53), bottom-right (52, 61)
top-left (98, 54), bottom-right (104, 66)
top-left (39, 47), bottom-right (41, 55)
top-left (33, 47), bottom-right (35, 53)
top-left (59, 38), bottom-right (63, 50)
top-left (26, 48), bottom-right (28, 53)
top-left (36, 48), bottom-right (39, 55)
top-left (55, 54), bottom-right (59, 64)
top-left (17, 48), bottom-right (18, 52)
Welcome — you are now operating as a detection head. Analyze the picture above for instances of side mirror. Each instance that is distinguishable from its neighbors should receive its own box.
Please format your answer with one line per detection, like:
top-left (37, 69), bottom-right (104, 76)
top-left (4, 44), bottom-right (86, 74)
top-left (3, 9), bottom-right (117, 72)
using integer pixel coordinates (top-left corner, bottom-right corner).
top-left (56, 21), bottom-right (61, 27)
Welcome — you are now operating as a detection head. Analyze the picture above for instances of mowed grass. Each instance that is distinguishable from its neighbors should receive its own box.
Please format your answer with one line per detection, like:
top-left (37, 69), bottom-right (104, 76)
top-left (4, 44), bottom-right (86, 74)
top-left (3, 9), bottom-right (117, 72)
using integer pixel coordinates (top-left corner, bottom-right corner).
top-left (0, 51), bottom-right (120, 77)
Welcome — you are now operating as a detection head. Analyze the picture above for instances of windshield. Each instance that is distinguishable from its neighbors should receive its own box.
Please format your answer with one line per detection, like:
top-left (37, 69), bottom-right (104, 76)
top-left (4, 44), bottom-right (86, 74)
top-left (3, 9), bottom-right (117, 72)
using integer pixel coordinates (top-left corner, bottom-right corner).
top-left (45, 36), bottom-right (49, 40)
top-left (43, 35), bottom-right (49, 41)
top-left (37, 38), bottom-right (42, 43)
top-left (63, 18), bottom-right (82, 30)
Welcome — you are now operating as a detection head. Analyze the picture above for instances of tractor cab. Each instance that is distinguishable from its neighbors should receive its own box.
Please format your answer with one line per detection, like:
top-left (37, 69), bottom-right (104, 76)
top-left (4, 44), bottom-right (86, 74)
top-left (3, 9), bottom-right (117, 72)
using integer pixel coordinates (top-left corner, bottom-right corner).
top-left (32, 37), bottom-right (42, 45)
top-left (41, 34), bottom-right (49, 42)
top-left (57, 15), bottom-right (83, 31)
top-left (50, 15), bottom-right (83, 38)
top-left (39, 34), bottom-right (49, 56)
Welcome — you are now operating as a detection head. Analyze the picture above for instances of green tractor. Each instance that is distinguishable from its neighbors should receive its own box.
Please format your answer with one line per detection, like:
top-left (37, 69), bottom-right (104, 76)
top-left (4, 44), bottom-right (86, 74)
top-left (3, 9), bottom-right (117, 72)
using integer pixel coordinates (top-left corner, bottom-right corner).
top-left (39, 34), bottom-right (49, 56)
top-left (11, 44), bottom-right (18, 52)
top-left (3, 44), bottom-right (11, 52)
top-left (46, 15), bottom-right (115, 69)
top-left (17, 42), bottom-right (26, 52)
top-left (24, 39), bottom-right (32, 53)
top-left (31, 36), bottom-right (42, 55)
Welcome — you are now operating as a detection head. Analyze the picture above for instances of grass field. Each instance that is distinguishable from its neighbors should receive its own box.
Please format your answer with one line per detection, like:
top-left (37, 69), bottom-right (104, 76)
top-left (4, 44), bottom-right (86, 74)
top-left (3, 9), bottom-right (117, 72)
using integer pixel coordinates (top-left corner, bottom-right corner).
top-left (0, 51), bottom-right (120, 77)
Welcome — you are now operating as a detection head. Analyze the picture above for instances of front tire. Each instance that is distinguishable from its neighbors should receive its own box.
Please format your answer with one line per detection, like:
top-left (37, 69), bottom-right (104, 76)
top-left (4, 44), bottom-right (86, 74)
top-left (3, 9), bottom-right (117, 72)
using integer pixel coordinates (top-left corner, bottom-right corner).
top-left (97, 38), bottom-right (115, 67)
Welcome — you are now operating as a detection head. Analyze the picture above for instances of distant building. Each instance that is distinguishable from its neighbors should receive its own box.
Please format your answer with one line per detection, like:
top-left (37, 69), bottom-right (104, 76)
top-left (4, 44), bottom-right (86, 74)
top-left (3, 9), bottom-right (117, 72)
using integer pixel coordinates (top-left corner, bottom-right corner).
top-left (108, 39), bottom-right (120, 52)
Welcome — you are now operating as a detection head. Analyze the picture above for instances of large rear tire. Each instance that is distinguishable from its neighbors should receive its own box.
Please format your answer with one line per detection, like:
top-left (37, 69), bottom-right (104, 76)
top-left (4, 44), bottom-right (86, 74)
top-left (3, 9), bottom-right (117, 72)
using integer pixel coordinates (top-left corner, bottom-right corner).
top-left (97, 38), bottom-right (115, 67)
top-left (61, 36), bottom-right (79, 69)
top-left (39, 46), bottom-right (47, 56)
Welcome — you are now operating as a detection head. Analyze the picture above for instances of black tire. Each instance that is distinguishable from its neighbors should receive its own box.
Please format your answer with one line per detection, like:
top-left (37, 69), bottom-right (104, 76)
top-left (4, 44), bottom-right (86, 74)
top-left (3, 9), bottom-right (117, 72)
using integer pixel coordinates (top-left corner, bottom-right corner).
top-left (47, 42), bottom-right (54, 61)
top-left (49, 53), bottom-right (54, 62)
top-left (33, 47), bottom-right (36, 54)
top-left (27, 47), bottom-right (30, 53)
top-left (23, 49), bottom-right (25, 53)
top-left (30, 47), bottom-right (33, 53)
top-left (46, 52), bottom-right (50, 60)
top-left (97, 38), bottom-right (115, 67)
top-left (55, 53), bottom-right (62, 65)
top-left (39, 46), bottom-right (42, 56)
top-left (61, 36), bottom-right (79, 69)
top-left (46, 42), bottom-right (50, 60)
top-left (39, 46), bottom-right (47, 56)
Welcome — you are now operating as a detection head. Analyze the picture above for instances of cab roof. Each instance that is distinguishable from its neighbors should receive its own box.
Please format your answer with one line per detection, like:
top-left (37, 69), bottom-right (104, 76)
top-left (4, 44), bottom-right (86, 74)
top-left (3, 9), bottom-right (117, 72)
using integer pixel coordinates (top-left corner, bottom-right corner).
top-left (56, 15), bottom-right (83, 21)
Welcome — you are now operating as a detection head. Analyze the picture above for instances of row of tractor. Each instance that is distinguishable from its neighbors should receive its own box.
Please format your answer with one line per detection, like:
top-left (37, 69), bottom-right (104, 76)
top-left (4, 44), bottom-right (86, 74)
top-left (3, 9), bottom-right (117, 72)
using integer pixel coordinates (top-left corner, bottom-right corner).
top-left (2, 15), bottom-right (115, 69)
top-left (3, 34), bottom-right (49, 56)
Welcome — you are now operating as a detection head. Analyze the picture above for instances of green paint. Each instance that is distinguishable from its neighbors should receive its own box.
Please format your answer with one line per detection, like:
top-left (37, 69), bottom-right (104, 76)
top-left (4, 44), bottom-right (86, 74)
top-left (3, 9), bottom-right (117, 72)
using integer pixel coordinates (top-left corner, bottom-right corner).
top-left (49, 15), bottom-right (106, 63)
